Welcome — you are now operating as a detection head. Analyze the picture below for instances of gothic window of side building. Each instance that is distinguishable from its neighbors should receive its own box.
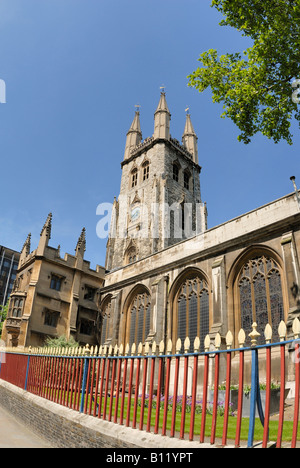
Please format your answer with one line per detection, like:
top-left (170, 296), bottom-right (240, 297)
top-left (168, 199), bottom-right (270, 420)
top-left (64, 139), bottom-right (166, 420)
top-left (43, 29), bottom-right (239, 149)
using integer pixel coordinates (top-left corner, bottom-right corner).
top-left (125, 288), bottom-right (151, 349)
top-left (12, 298), bottom-right (24, 318)
top-left (236, 253), bottom-right (285, 345)
top-left (84, 286), bottom-right (97, 301)
top-left (80, 319), bottom-right (94, 336)
top-left (50, 274), bottom-right (63, 291)
top-left (172, 272), bottom-right (210, 352)
top-left (44, 309), bottom-right (59, 328)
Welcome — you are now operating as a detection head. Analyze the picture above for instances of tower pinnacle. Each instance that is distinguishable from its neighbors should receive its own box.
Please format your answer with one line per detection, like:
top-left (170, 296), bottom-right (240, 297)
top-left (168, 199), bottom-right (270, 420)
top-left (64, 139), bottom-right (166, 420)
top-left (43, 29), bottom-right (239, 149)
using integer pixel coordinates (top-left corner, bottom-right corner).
top-left (153, 91), bottom-right (171, 140)
top-left (124, 109), bottom-right (142, 160)
top-left (37, 213), bottom-right (52, 256)
top-left (182, 111), bottom-right (199, 164)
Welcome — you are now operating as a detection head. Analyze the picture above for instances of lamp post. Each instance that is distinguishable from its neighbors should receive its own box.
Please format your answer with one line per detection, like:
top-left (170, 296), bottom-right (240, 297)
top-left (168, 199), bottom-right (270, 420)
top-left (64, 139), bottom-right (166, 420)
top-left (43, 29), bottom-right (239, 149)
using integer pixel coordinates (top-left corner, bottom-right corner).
top-left (290, 176), bottom-right (300, 210)
top-left (290, 176), bottom-right (300, 209)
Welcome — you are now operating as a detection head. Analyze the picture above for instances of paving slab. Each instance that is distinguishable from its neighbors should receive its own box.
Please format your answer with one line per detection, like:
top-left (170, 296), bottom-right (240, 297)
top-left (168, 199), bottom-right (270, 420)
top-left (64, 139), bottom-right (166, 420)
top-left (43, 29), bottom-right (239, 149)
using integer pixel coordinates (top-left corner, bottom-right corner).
top-left (0, 406), bottom-right (52, 448)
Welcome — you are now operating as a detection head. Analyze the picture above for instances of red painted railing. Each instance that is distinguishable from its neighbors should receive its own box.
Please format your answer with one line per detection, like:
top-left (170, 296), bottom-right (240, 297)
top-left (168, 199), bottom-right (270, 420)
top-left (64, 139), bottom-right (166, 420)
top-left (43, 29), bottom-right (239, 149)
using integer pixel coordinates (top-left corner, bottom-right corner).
top-left (1, 320), bottom-right (300, 448)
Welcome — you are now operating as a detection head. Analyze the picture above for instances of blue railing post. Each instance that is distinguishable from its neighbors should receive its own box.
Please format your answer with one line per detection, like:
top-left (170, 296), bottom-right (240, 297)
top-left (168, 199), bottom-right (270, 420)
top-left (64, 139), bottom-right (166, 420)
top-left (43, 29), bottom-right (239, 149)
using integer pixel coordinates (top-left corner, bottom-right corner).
top-left (248, 347), bottom-right (258, 448)
top-left (80, 346), bottom-right (90, 413)
top-left (247, 323), bottom-right (266, 448)
top-left (24, 354), bottom-right (31, 391)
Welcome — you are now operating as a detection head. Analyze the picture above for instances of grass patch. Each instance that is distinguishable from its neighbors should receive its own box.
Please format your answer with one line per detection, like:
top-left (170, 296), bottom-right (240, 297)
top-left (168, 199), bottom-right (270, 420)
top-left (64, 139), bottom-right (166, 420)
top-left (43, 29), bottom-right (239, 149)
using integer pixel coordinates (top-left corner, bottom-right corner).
top-left (88, 393), bottom-right (298, 443)
top-left (38, 387), bottom-right (299, 443)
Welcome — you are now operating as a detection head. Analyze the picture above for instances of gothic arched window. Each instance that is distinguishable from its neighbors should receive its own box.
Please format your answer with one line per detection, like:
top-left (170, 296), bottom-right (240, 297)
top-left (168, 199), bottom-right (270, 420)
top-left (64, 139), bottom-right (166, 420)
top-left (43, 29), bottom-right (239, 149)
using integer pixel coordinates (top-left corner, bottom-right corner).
top-left (100, 299), bottom-right (112, 345)
top-left (173, 164), bottom-right (179, 182)
top-left (237, 255), bottom-right (285, 344)
top-left (125, 290), bottom-right (151, 349)
top-left (183, 171), bottom-right (190, 190)
top-left (125, 246), bottom-right (137, 265)
top-left (11, 297), bottom-right (24, 318)
top-left (142, 161), bottom-right (150, 181)
top-left (131, 168), bottom-right (138, 188)
top-left (173, 273), bottom-right (210, 352)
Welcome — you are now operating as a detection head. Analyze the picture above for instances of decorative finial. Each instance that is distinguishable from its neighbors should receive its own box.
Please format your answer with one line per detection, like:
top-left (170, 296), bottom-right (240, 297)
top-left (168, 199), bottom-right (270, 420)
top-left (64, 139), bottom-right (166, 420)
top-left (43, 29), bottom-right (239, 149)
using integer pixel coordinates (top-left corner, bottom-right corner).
top-left (249, 322), bottom-right (260, 347)
top-left (160, 84), bottom-right (166, 93)
top-left (293, 317), bottom-right (300, 340)
top-left (40, 213), bottom-right (52, 238)
top-left (238, 329), bottom-right (246, 348)
top-left (22, 233), bottom-right (31, 257)
top-left (76, 227), bottom-right (86, 252)
top-left (185, 107), bottom-right (190, 115)
top-left (264, 323), bottom-right (272, 344)
top-left (226, 331), bottom-right (233, 349)
top-left (278, 321), bottom-right (287, 342)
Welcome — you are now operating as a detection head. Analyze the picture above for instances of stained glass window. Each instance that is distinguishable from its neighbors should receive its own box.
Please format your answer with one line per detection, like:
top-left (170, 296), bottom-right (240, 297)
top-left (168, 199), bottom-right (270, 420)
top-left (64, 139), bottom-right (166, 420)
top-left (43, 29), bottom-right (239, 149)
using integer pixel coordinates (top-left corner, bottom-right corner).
top-left (127, 291), bottom-right (151, 348)
top-left (178, 296), bottom-right (187, 349)
top-left (239, 277), bottom-right (252, 334)
top-left (269, 269), bottom-right (284, 342)
top-left (238, 255), bottom-right (284, 344)
top-left (174, 274), bottom-right (209, 352)
top-left (200, 290), bottom-right (210, 351)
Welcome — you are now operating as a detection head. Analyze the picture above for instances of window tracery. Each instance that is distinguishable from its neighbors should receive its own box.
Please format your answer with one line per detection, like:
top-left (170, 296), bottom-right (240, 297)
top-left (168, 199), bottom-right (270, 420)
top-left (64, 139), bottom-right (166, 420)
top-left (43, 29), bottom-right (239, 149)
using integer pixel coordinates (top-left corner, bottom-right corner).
top-left (126, 291), bottom-right (151, 348)
top-left (238, 255), bottom-right (284, 344)
top-left (173, 274), bottom-right (209, 352)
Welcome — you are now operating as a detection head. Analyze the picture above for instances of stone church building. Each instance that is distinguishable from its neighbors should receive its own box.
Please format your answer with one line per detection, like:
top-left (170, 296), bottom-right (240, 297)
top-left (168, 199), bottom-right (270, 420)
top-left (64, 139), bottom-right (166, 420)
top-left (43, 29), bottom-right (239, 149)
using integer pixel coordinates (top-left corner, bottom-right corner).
top-left (98, 91), bottom-right (300, 383)
top-left (3, 91), bottom-right (300, 385)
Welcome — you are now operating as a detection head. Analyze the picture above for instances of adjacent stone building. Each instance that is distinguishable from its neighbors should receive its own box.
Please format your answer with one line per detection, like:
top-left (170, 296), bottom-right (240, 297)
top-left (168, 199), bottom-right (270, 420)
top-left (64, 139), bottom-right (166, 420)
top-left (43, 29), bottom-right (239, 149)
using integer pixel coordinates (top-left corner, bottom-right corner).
top-left (2, 214), bottom-right (105, 348)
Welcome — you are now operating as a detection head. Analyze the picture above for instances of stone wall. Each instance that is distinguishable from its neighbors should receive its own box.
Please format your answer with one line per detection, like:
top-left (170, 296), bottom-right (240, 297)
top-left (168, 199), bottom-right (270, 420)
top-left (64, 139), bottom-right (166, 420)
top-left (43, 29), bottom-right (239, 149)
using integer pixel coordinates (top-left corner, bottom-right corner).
top-left (0, 380), bottom-right (204, 449)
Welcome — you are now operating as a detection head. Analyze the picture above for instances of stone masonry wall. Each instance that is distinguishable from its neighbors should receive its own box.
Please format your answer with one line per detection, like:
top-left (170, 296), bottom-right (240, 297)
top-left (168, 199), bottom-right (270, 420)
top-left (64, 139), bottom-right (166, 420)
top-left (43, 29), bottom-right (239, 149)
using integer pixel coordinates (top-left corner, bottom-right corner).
top-left (0, 380), bottom-right (203, 449)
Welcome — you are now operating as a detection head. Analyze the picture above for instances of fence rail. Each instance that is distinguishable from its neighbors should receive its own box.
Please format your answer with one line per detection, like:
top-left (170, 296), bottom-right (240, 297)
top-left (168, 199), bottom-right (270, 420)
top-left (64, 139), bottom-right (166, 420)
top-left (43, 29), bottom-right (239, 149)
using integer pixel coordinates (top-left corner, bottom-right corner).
top-left (1, 319), bottom-right (300, 448)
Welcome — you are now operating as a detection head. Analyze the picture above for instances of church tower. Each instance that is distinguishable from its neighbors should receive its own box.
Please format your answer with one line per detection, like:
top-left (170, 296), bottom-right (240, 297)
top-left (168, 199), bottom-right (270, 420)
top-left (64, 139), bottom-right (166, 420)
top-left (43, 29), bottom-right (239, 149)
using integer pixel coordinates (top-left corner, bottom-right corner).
top-left (105, 91), bottom-right (207, 271)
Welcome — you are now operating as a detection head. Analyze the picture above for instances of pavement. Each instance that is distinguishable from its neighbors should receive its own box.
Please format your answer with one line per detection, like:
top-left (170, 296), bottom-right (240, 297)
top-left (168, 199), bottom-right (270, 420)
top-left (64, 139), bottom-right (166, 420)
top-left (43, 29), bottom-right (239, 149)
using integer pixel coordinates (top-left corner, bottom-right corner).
top-left (270, 398), bottom-right (295, 421)
top-left (0, 406), bottom-right (52, 448)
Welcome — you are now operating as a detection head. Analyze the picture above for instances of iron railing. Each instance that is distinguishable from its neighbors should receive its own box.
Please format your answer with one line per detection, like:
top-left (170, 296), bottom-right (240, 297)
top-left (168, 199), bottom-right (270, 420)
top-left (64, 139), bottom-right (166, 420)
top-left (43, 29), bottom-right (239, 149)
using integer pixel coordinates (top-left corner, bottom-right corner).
top-left (1, 319), bottom-right (300, 448)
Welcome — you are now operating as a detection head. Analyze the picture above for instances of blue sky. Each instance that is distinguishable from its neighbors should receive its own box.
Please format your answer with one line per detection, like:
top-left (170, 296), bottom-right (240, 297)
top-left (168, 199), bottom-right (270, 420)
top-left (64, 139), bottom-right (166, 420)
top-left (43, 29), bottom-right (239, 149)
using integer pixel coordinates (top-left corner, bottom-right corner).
top-left (0, 0), bottom-right (299, 269)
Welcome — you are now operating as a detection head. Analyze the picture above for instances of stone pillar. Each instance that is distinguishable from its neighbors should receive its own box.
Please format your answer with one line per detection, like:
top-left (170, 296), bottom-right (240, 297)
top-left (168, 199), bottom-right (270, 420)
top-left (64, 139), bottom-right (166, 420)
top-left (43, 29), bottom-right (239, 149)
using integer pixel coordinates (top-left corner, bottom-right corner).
top-left (210, 256), bottom-right (227, 338)
top-left (110, 291), bottom-right (122, 347)
top-left (210, 256), bottom-right (227, 384)
top-left (281, 231), bottom-right (300, 382)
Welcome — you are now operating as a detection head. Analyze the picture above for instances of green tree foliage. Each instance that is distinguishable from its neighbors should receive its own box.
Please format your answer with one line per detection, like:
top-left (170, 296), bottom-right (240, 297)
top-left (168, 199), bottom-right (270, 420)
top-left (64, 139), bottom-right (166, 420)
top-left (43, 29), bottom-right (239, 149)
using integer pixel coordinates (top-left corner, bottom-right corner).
top-left (0, 302), bottom-right (8, 335)
top-left (188, 0), bottom-right (300, 144)
top-left (44, 335), bottom-right (79, 349)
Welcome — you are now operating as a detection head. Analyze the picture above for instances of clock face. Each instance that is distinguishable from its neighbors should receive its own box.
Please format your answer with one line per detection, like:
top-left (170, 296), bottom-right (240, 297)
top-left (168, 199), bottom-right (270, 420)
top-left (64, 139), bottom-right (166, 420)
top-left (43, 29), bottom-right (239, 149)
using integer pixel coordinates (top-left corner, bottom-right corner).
top-left (131, 206), bottom-right (140, 222)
